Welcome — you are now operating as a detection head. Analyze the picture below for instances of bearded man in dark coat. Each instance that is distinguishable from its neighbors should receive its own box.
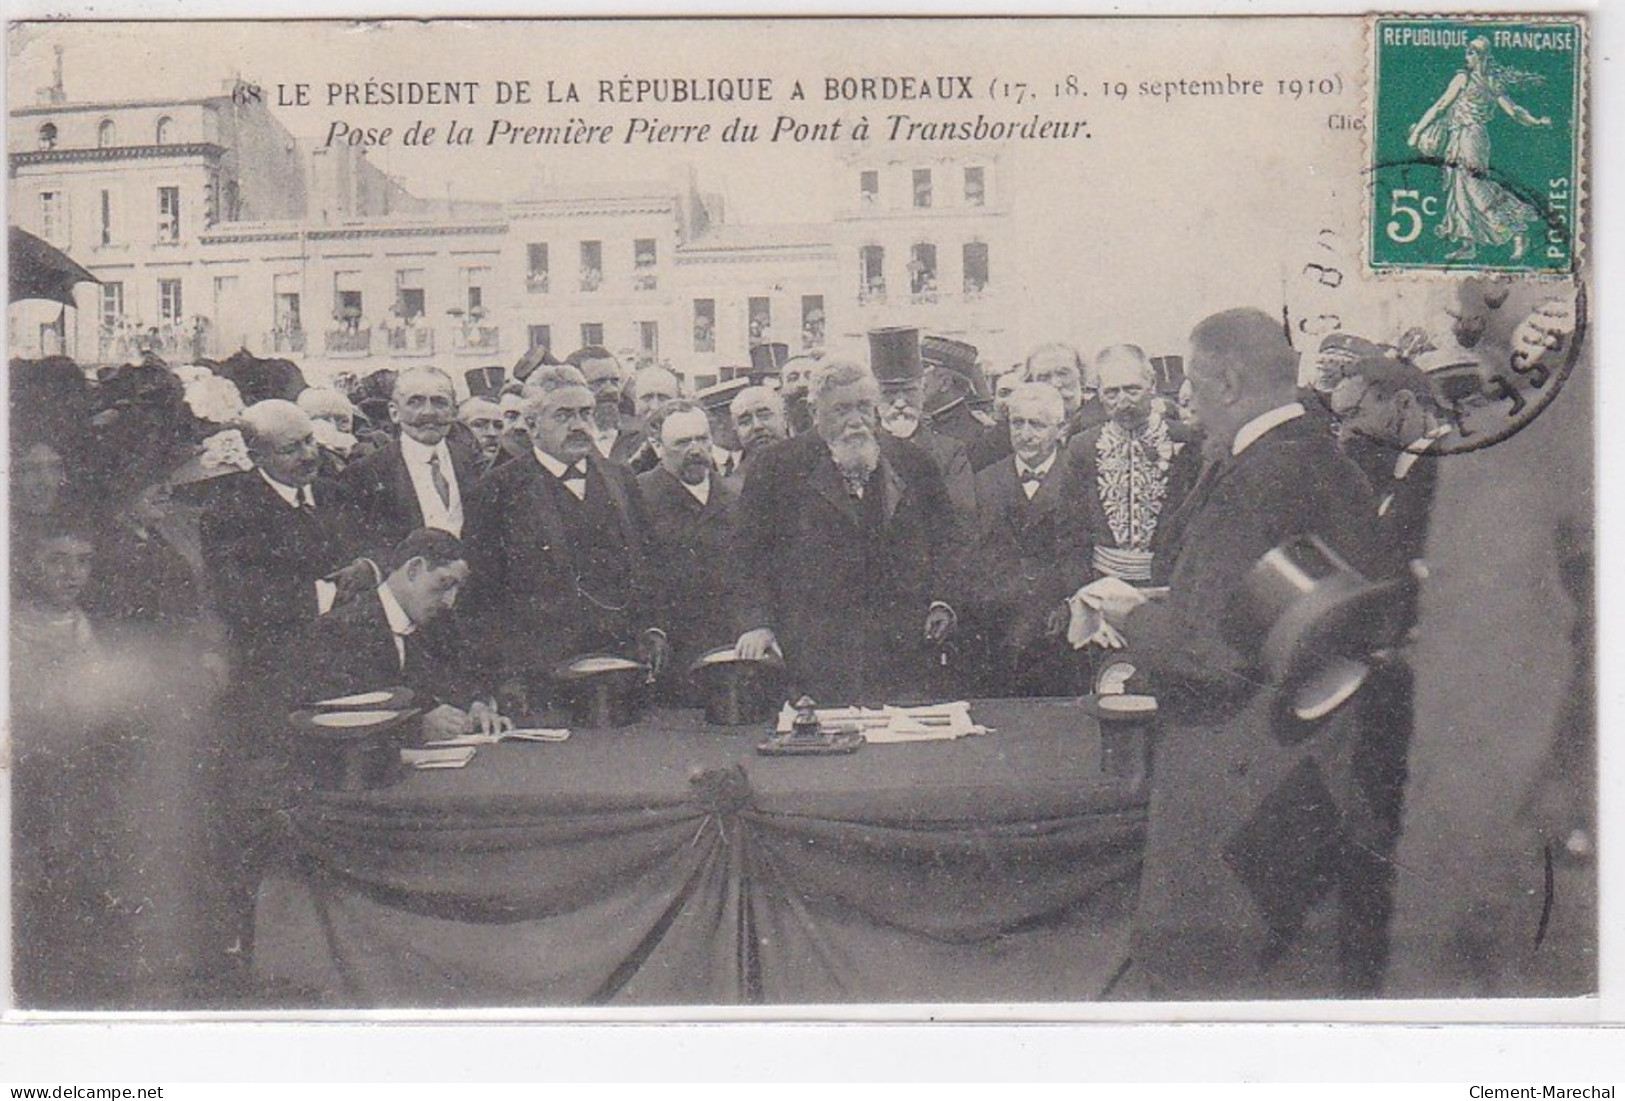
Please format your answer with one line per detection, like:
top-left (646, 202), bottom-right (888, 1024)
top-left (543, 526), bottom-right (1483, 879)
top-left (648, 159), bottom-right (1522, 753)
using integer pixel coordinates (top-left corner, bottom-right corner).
top-left (733, 361), bottom-right (958, 705)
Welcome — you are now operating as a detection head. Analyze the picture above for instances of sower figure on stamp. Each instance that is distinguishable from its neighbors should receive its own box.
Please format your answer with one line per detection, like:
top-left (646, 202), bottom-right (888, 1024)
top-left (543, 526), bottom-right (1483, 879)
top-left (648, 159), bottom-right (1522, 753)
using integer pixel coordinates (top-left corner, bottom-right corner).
top-left (733, 361), bottom-right (959, 706)
top-left (1077, 309), bottom-right (1396, 998)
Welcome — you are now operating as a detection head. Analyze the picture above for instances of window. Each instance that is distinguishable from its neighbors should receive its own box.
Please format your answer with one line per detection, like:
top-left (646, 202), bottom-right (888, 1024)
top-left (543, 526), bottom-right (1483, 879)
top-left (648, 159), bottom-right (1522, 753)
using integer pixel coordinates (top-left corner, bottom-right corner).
top-left (748, 297), bottom-right (771, 343)
top-left (801, 295), bottom-right (826, 349)
top-left (860, 170), bottom-right (880, 205)
top-left (37, 123), bottom-right (58, 150)
top-left (394, 269), bottom-right (426, 319)
top-left (527, 243), bottom-right (549, 291)
top-left (99, 282), bottom-right (124, 329)
top-left (157, 186), bottom-right (180, 242)
top-left (39, 191), bottom-right (64, 245)
top-left (462, 266), bottom-right (491, 315)
top-left (581, 322), bottom-right (604, 348)
top-left (99, 189), bottom-right (115, 246)
top-left (909, 243), bottom-right (938, 297)
top-left (913, 168), bottom-right (933, 209)
top-left (638, 321), bottom-right (659, 356)
top-left (155, 116), bottom-right (173, 145)
top-left (633, 238), bottom-right (657, 290)
top-left (860, 245), bottom-right (886, 300)
top-left (98, 119), bottom-right (116, 148)
top-left (528, 324), bottom-right (552, 352)
top-left (963, 242), bottom-right (990, 295)
top-left (580, 240), bottom-right (603, 292)
top-left (693, 299), bottom-right (716, 353)
top-left (274, 275), bottom-right (303, 333)
top-left (158, 278), bottom-right (183, 323)
top-left (964, 167), bottom-right (986, 206)
top-left (334, 271), bottom-right (364, 328)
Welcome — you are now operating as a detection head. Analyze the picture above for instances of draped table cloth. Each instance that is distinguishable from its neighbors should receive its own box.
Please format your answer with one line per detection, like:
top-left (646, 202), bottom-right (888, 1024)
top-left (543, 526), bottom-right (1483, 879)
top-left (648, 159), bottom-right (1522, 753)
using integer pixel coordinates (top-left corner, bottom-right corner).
top-left (253, 698), bottom-right (1148, 1006)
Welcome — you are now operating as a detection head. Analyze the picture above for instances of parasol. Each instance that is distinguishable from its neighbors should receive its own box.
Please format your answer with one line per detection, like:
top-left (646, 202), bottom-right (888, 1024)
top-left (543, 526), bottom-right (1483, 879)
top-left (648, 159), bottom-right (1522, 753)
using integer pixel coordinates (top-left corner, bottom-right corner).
top-left (9, 225), bottom-right (100, 306)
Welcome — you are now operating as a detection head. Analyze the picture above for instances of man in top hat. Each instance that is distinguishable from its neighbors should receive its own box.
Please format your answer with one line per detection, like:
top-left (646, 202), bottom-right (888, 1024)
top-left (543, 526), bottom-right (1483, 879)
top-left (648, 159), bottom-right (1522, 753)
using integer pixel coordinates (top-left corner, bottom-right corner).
top-left (697, 377), bottom-right (752, 482)
top-left (636, 401), bottom-right (741, 702)
top-left (734, 360), bottom-right (959, 705)
top-left (462, 365), bottom-right (668, 707)
top-left (336, 366), bottom-right (481, 553)
top-left (780, 353), bottom-right (820, 436)
top-left (960, 383), bottom-right (1093, 697)
top-left (869, 327), bottom-right (977, 525)
top-left (302, 528), bottom-right (506, 743)
top-left (1066, 344), bottom-right (1202, 587)
top-left (729, 385), bottom-right (789, 471)
top-left (1075, 308), bottom-right (1393, 998)
top-left (565, 346), bottom-right (641, 466)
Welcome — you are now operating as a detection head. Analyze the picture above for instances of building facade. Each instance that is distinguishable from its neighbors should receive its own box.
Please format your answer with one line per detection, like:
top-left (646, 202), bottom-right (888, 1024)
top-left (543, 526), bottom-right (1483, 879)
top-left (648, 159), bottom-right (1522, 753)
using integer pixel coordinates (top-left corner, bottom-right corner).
top-left (10, 89), bottom-right (1014, 393)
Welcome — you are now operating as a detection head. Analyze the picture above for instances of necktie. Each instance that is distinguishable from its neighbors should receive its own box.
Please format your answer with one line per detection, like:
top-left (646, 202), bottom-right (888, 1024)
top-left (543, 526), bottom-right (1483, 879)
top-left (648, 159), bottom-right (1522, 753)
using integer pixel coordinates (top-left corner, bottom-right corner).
top-left (721, 453), bottom-right (736, 478)
top-left (428, 452), bottom-right (452, 509)
top-left (560, 462), bottom-right (587, 498)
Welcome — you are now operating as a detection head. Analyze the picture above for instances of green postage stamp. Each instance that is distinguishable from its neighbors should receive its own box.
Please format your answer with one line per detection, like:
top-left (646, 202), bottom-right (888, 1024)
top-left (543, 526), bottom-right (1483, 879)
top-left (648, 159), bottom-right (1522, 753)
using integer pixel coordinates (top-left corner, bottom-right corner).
top-left (1370, 17), bottom-right (1584, 274)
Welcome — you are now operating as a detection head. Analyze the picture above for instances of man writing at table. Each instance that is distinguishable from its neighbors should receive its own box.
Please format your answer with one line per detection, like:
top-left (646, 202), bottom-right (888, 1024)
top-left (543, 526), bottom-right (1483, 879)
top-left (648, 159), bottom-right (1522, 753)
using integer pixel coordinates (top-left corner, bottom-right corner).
top-left (1072, 307), bottom-right (1391, 998)
top-left (302, 528), bottom-right (509, 741)
top-left (733, 360), bottom-right (958, 705)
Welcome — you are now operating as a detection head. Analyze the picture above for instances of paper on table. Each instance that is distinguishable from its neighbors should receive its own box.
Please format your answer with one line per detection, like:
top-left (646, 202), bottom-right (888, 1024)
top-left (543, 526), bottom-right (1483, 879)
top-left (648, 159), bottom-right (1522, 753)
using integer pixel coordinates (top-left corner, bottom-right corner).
top-left (423, 728), bottom-right (570, 747)
top-left (774, 701), bottom-right (989, 742)
top-left (400, 746), bottom-right (477, 769)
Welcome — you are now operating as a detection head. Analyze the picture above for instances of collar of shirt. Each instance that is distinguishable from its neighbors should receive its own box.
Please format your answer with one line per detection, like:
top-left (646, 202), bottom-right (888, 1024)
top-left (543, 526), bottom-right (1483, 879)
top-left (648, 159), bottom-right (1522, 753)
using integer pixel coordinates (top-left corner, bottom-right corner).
top-left (1016, 451), bottom-right (1057, 480)
top-left (1394, 425), bottom-right (1450, 480)
top-left (376, 580), bottom-right (417, 637)
top-left (712, 445), bottom-right (741, 468)
top-left (592, 428), bottom-right (618, 458)
top-left (259, 468), bottom-right (315, 509)
top-left (681, 473), bottom-right (712, 506)
top-left (533, 447), bottom-right (585, 479)
top-left (399, 433), bottom-right (451, 470)
top-left (1231, 402), bottom-right (1306, 457)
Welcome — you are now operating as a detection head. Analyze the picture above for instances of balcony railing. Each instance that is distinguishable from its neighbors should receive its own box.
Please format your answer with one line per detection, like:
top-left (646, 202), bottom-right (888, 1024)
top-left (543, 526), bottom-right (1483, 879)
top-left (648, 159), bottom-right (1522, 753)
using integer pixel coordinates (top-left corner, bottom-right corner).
top-left (269, 328), bottom-right (307, 355)
top-left (858, 282), bottom-right (888, 305)
top-left (387, 326), bottom-right (435, 356)
top-left (526, 273), bottom-right (550, 293)
top-left (580, 269), bottom-right (603, 293)
top-left (326, 328), bottom-right (372, 357)
top-left (452, 325), bottom-right (501, 354)
top-left (633, 272), bottom-right (659, 292)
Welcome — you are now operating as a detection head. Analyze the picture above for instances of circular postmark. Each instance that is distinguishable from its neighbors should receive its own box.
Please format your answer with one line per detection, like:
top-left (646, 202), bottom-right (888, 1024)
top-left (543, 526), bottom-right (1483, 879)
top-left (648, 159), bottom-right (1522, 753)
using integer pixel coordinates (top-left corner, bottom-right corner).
top-left (1307, 273), bottom-right (1586, 458)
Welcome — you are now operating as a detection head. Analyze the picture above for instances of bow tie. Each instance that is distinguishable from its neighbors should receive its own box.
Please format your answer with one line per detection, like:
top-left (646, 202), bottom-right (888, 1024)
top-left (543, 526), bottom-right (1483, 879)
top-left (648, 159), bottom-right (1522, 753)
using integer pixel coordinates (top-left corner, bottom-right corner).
top-left (1018, 468), bottom-right (1045, 488)
top-left (559, 462), bottom-right (587, 483)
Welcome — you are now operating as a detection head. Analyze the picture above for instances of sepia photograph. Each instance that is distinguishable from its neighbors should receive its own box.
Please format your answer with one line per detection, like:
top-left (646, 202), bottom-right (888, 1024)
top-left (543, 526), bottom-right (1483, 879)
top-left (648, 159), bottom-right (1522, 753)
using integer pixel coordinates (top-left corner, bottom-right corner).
top-left (3, 11), bottom-right (1599, 1023)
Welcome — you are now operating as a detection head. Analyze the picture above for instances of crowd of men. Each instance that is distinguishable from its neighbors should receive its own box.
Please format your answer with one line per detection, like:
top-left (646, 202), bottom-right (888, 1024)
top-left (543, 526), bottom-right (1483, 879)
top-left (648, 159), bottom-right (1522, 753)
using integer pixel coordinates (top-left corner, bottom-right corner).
top-left (9, 301), bottom-right (1580, 1006)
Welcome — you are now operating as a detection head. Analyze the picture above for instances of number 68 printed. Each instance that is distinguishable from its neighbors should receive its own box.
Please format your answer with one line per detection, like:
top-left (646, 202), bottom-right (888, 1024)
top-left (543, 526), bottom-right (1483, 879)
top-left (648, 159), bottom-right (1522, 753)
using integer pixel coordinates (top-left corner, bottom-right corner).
top-left (1385, 189), bottom-right (1439, 244)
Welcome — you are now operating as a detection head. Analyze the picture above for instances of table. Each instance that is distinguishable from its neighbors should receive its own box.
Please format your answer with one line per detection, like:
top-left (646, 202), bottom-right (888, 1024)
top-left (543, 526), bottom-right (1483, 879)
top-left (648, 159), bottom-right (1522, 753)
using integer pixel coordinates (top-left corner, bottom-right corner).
top-left (253, 699), bottom-right (1148, 1007)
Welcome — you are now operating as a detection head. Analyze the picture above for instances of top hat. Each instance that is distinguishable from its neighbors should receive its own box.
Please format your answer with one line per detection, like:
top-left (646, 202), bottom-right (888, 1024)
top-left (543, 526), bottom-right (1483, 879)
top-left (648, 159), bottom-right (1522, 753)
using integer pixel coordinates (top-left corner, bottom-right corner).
top-left (512, 344), bottom-right (561, 383)
top-left (1149, 355), bottom-right (1186, 395)
top-left (689, 645), bottom-right (787, 726)
top-left (868, 327), bottom-right (923, 386)
top-left (748, 342), bottom-right (790, 381)
top-left (1239, 534), bottom-right (1412, 733)
top-left (552, 653), bottom-right (651, 728)
top-left (464, 365), bottom-right (506, 400)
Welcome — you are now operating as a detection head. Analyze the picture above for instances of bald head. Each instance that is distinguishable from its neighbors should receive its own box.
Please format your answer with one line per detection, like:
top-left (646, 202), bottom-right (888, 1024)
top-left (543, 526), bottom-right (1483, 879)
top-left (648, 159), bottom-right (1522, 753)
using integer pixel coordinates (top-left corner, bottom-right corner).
top-left (1186, 308), bottom-right (1302, 455)
top-left (240, 400), bottom-right (320, 487)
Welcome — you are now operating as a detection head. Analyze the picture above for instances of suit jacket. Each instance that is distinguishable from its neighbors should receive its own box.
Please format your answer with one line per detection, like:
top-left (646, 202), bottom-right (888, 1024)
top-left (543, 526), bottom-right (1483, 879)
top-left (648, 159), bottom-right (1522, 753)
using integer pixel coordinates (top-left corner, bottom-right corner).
top-left (636, 466), bottom-right (741, 681)
top-left (1121, 412), bottom-right (1396, 997)
top-left (300, 587), bottom-right (473, 712)
top-left (198, 470), bottom-right (349, 671)
top-left (733, 432), bottom-right (957, 705)
top-left (336, 434), bottom-right (481, 557)
top-left (1373, 447), bottom-right (1441, 564)
top-left (462, 450), bottom-right (661, 687)
top-left (899, 424), bottom-right (977, 526)
top-left (962, 454), bottom-right (1093, 696)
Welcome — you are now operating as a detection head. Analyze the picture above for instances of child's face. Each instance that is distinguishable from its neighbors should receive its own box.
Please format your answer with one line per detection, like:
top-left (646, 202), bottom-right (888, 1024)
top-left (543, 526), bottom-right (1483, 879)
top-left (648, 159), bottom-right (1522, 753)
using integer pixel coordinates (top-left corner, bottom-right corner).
top-left (30, 535), bottom-right (94, 609)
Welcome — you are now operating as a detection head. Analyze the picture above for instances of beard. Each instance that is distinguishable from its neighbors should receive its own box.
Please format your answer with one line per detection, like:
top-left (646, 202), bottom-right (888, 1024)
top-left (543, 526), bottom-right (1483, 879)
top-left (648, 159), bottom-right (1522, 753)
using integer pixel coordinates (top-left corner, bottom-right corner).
top-left (827, 427), bottom-right (880, 481)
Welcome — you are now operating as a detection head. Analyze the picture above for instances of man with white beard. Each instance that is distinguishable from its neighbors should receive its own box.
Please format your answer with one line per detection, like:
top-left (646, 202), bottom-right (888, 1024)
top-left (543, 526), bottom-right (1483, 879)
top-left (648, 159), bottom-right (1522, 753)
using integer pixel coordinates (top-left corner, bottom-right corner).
top-left (734, 361), bottom-right (959, 705)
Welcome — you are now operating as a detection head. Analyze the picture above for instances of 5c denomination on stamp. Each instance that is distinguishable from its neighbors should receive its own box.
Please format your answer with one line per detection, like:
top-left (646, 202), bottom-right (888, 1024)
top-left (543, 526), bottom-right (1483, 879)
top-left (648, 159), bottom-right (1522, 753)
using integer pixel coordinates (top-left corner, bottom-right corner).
top-left (1370, 17), bottom-right (1583, 274)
